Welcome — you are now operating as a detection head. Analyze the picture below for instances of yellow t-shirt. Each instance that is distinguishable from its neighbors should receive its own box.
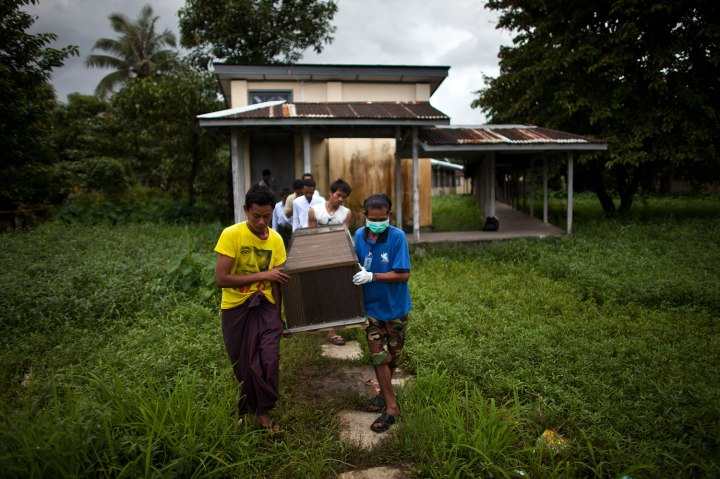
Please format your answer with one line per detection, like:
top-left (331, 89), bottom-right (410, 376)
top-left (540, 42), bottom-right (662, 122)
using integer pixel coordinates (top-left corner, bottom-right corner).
top-left (214, 222), bottom-right (287, 309)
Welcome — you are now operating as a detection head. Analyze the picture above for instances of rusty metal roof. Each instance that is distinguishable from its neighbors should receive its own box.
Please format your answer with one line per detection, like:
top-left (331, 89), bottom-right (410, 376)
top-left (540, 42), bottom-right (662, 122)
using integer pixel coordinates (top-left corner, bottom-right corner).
top-left (418, 125), bottom-right (607, 153)
top-left (201, 101), bottom-right (448, 120)
top-left (198, 101), bottom-right (450, 127)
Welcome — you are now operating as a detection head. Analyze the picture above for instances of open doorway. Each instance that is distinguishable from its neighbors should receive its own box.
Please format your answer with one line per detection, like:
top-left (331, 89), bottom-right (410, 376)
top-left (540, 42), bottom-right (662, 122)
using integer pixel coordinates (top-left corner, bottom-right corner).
top-left (250, 133), bottom-right (296, 199)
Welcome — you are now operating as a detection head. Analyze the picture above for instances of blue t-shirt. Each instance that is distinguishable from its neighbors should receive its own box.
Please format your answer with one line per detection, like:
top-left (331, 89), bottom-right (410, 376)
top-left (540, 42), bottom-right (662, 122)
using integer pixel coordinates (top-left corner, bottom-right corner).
top-left (354, 225), bottom-right (412, 321)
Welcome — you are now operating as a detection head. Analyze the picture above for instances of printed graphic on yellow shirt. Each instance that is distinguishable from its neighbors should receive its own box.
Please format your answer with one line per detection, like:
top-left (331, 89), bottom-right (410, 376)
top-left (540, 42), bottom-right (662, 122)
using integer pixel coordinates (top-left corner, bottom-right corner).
top-left (233, 246), bottom-right (273, 293)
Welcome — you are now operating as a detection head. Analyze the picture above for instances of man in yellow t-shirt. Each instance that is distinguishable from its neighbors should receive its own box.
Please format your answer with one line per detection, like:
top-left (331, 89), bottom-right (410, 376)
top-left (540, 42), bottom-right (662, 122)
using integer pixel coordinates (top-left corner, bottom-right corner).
top-left (215, 184), bottom-right (289, 431)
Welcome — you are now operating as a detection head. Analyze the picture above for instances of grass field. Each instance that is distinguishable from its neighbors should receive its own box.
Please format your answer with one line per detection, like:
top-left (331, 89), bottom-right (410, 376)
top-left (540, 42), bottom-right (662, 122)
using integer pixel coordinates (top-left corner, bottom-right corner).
top-left (0, 194), bottom-right (718, 478)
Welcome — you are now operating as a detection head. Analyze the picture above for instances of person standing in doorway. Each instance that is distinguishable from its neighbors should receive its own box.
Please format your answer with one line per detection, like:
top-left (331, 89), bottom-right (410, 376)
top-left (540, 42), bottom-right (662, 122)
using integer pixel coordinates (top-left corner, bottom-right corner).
top-left (308, 178), bottom-right (353, 346)
top-left (214, 184), bottom-right (290, 431)
top-left (257, 169), bottom-right (274, 191)
top-left (352, 193), bottom-right (411, 433)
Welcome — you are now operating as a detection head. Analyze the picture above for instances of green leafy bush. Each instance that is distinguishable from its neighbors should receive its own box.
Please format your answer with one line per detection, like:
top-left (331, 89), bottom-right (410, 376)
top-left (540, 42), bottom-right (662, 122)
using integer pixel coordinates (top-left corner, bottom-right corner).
top-left (53, 192), bottom-right (227, 225)
top-left (165, 223), bottom-right (223, 304)
top-left (82, 157), bottom-right (130, 196)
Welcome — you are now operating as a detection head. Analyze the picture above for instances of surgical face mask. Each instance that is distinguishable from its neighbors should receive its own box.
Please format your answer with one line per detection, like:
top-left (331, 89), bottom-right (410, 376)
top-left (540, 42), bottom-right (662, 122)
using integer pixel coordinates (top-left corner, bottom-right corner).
top-left (366, 219), bottom-right (390, 234)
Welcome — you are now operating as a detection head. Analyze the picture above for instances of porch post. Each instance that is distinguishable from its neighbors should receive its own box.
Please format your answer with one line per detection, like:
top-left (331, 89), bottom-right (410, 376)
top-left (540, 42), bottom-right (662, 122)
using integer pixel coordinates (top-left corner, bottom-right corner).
top-left (302, 128), bottom-right (311, 174)
top-left (412, 127), bottom-right (420, 243)
top-left (543, 157), bottom-right (549, 224)
top-left (567, 152), bottom-right (574, 235)
top-left (529, 159), bottom-right (535, 217)
top-left (395, 127), bottom-right (403, 230)
top-left (231, 128), bottom-right (246, 223)
top-left (481, 155), bottom-right (490, 217)
top-left (489, 152), bottom-right (496, 217)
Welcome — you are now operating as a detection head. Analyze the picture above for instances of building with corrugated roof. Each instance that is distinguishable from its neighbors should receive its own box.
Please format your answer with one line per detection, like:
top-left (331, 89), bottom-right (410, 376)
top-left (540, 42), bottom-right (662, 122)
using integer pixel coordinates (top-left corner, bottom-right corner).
top-left (199, 64), bottom-right (607, 240)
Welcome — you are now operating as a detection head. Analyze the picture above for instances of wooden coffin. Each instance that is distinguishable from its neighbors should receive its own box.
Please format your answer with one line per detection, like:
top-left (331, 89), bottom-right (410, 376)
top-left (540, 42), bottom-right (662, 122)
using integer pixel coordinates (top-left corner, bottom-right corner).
top-left (281, 225), bottom-right (365, 333)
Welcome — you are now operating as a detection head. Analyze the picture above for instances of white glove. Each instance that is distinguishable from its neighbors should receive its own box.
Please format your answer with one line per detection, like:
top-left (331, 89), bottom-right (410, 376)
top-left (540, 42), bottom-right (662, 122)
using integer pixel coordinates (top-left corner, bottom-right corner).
top-left (352, 265), bottom-right (374, 285)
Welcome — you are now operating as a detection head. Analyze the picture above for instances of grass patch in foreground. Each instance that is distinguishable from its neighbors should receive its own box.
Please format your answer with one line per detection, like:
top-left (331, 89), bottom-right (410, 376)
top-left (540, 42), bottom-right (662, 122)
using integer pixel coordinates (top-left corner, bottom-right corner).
top-left (2, 205), bottom-right (719, 477)
top-left (398, 369), bottom-right (654, 478)
top-left (406, 214), bottom-right (720, 478)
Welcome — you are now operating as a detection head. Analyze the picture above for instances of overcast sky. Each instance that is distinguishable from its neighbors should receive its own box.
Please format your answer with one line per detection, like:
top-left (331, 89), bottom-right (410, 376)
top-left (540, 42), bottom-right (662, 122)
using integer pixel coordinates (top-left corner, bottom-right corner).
top-left (26, 0), bottom-right (513, 124)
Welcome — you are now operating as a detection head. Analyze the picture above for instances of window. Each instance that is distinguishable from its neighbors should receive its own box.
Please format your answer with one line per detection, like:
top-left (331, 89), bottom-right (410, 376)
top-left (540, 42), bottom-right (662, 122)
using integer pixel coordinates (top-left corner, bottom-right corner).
top-left (248, 90), bottom-right (293, 104)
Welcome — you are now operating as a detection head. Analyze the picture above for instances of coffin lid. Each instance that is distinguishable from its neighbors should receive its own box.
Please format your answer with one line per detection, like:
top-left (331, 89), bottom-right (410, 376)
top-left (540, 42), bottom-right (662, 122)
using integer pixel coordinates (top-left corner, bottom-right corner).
top-left (283, 225), bottom-right (358, 273)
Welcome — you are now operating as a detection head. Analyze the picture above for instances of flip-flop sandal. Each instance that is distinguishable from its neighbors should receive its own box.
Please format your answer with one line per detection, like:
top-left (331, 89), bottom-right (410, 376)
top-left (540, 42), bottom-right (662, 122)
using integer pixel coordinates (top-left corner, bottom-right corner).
top-left (366, 394), bottom-right (386, 412)
top-left (370, 412), bottom-right (396, 433)
top-left (328, 335), bottom-right (346, 346)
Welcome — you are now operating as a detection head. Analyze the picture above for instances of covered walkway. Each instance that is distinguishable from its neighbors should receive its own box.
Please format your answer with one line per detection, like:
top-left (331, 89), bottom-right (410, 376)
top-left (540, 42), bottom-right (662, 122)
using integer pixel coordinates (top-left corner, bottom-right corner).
top-left (409, 202), bottom-right (564, 245)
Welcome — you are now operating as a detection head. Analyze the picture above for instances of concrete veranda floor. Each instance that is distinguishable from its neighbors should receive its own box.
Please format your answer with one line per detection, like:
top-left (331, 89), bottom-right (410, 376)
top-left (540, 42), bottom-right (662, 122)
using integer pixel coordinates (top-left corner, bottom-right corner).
top-left (408, 201), bottom-right (565, 245)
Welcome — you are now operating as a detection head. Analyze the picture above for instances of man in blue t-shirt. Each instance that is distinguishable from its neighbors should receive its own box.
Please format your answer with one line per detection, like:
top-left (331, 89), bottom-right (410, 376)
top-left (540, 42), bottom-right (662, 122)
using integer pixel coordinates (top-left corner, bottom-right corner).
top-left (352, 193), bottom-right (411, 433)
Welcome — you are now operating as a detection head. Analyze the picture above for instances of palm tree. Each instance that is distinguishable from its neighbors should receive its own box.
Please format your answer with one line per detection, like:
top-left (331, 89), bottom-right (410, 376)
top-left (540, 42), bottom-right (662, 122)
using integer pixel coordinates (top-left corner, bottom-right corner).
top-left (85, 4), bottom-right (177, 98)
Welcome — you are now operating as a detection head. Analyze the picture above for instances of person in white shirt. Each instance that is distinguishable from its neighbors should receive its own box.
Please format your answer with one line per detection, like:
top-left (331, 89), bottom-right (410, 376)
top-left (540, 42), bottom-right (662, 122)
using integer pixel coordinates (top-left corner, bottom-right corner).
top-left (285, 174), bottom-right (321, 220)
top-left (308, 178), bottom-right (353, 346)
top-left (272, 188), bottom-right (292, 246)
top-left (308, 178), bottom-right (352, 229)
top-left (291, 179), bottom-right (324, 231)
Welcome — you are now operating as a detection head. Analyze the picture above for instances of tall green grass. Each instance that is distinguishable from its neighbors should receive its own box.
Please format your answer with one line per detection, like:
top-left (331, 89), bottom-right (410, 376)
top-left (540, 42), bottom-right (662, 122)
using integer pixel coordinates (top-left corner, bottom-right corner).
top-left (431, 194), bottom-right (485, 231)
top-left (404, 194), bottom-right (720, 477)
top-left (1, 195), bottom-right (718, 477)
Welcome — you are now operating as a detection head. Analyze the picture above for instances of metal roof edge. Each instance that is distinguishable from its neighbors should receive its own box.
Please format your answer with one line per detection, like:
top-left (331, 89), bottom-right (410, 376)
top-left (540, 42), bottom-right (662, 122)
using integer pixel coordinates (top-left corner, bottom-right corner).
top-left (199, 118), bottom-right (450, 128)
top-left (196, 100), bottom-right (286, 119)
top-left (438, 124), bottom-right (534, 129)
top-left (431, 159), bottom-right (464, 170)
top-left (420, 142), bottom-right (608, 152)
top-left (213, 63), bottom-right (450, 77)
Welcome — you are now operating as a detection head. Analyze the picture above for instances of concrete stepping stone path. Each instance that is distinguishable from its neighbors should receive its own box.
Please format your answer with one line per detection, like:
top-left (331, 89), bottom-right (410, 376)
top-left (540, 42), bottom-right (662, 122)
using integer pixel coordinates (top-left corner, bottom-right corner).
top-left (338, 466), bottom-right (407, 479)
top-left (320, 340), bottom-right (363, 360)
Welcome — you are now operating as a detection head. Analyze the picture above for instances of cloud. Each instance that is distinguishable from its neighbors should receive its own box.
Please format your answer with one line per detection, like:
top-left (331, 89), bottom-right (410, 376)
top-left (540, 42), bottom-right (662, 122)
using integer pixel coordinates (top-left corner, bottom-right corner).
top-left (24, 0), bottom-right (511, 122)
top-left (25, 0), bottom-right (184, 101)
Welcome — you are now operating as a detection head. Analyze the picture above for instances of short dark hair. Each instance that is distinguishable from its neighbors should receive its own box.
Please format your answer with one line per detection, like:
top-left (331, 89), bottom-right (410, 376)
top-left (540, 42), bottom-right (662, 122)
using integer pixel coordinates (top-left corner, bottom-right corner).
top-left (245, 184), bottom-right (275, 208)
top-left (262, 169), bottom-right (271, 177)
top-left (302, 172), bottom-right (313, 179)
top-left (330, 178), bottom-right (351, 196)
top-left (279, 187), bottom-right (290, 198)
top-left (303, 178), bottom-right (316, 188)
top-left (363, 193), bottom-right (392, 212)
top-left (292, 179), bottom-right (305, 190)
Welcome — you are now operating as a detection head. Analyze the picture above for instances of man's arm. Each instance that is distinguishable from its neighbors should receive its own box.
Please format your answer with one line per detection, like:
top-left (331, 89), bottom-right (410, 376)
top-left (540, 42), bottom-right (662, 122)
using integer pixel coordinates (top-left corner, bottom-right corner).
top-left (373, 270), bottom-right (409, 283)
top-left (215, 253), bottom-right (289, 287)
top-left (308, 207), bottom-right (318, 228)
top-left (284, 195), bottom-right (294, 218)
top-left (343, 210), bottom-right (352, 229)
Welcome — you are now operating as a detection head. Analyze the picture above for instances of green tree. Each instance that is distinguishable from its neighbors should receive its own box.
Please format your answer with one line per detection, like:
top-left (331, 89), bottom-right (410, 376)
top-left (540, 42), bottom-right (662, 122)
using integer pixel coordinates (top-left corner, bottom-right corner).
top-left (0, 0), bottom-right (78, 210)
top-left (109, 57), bottom-right (225, 205)
top-left (84, 4), bottom-right (177, 98)
top-left (178, 0), bottom-right (337, 67)
top-left (474, 0), bottom-right (720, 213)
top-left (52, 94), bottom-right (115, 163)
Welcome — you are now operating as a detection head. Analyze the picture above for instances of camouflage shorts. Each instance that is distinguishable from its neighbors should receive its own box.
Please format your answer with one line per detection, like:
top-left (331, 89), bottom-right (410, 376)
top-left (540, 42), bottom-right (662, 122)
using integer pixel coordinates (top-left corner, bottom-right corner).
top-left (365, 315), bottom-right (408, 368)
